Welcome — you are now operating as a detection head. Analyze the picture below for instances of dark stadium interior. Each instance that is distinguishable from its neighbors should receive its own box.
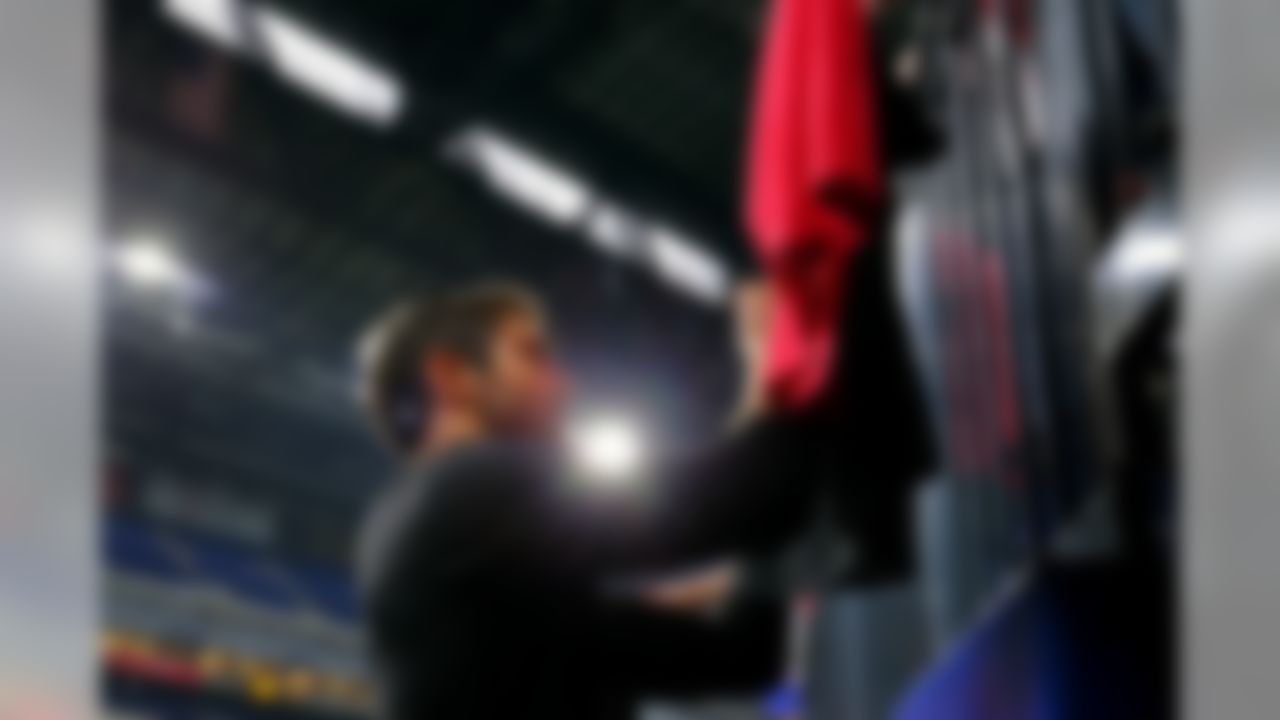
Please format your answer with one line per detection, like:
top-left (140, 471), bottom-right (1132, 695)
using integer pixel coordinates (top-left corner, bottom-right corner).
top-left (100, 0), bottom-right (1179, 718)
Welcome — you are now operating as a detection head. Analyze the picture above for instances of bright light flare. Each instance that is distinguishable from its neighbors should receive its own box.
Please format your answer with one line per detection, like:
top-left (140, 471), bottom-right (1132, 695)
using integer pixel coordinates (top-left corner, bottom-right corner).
top-left (114, 237), bottom-right (187, 290)
top-left (1115, 227), bottom-right (1183, 281)
top-left (569, 415), bottom-right (646, 485)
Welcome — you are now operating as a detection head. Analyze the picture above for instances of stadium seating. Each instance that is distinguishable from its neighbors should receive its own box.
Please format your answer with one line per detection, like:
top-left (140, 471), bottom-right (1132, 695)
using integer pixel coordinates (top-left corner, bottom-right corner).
top-left (106, 518), bottom-right (190, 582)
top-left (104, 516), bottom-right (359, 624)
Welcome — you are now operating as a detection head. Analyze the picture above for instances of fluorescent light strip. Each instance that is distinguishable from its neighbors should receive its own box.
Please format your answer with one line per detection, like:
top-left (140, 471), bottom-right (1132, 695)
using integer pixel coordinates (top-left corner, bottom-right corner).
top-left (254, 6), bottom-right (404, 127)
top-left (163, 0), bottom-right (246, 49)
top-left (584, 203), bottom-right (642, 256)
top-left (450, 125), bottom-right (731, 307)
top-left (457, 127), bottom-right (592, 228)
top-left (648, 225), bottom-right (730, 305)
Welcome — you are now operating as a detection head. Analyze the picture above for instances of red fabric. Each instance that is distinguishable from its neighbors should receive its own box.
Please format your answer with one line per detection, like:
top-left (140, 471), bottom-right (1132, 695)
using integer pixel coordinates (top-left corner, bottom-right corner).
top-left (745, 0), bottom-right (884, 409)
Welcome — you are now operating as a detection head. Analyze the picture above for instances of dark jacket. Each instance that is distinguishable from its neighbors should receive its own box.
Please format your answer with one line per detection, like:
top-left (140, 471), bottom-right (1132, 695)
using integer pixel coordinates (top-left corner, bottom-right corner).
top-left (356, 417), bottom-right (820, 719)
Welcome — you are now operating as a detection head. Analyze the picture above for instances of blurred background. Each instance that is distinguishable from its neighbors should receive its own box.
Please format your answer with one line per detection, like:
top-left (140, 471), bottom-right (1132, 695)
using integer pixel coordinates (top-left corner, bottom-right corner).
top-left (97, 0), bottom-right (1178, 718)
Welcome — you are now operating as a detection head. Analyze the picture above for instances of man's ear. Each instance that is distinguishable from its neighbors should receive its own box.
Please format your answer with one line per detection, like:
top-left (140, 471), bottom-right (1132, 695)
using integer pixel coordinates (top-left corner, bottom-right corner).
top-left (422, 350), bottom-right (471, 406)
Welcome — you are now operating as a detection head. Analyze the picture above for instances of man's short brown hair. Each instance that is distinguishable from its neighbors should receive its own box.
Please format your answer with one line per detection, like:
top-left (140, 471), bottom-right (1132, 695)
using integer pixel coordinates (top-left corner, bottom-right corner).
top-left (356, 282), bottom-right (540, 455)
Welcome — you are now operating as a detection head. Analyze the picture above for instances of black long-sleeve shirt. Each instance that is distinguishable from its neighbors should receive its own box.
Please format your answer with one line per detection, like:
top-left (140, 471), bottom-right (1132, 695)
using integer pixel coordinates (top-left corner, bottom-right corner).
top-left (355, 416), bottom-right (820, 719)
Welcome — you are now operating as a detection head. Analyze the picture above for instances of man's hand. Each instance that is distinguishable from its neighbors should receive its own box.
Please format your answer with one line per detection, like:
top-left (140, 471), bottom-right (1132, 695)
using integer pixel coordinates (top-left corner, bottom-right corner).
top-left (732, 281), bottom-right (773, 424)
top-left (637, 562), bottom-right (742, 617)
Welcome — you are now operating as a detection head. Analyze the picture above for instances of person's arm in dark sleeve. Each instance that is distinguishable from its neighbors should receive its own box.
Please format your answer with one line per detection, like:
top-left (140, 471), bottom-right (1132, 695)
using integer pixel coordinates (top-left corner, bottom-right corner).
top-left (453, 282), bottom-right (827, 579)
top-left (449, 409), bottom-right (823, 587)
top-left (592, 595), bottom-right (787, 699)
top-left (415, 420), bottom-right (814, 698)
top-left (607, 280), bottom-right (826, 567)
top-left (633, 411), bottom-right (823, 566)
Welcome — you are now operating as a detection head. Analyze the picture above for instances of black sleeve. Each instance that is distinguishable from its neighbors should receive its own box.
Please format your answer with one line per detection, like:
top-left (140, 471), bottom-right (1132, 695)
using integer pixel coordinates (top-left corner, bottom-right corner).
top-left (451, 413), bottom-right (824, 585)
top-left (592, 597), bottom-right (787, 699)
top-left (629, 414), bottom-right (824, 567)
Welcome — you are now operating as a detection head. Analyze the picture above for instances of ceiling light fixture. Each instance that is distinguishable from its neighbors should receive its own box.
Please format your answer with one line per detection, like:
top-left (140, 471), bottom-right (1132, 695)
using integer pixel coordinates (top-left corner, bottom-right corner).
top-left (255, 6), bottom-right (404, 127)
top-left (451, 127), bottom-right (593, 228)
top-left (162, 0), bottom-right (246, 50)
top-left (647, 225), bottom-right (730, 306)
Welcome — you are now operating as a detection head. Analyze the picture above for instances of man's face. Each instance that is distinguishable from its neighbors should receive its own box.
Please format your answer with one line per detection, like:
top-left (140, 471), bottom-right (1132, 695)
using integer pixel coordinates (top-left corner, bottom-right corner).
top-left (475, 309), bottom-right (567, 437)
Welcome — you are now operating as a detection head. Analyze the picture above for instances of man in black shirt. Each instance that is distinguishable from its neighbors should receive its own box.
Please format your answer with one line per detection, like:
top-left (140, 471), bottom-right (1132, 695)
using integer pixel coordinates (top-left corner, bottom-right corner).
top-left (354, 282), bottom-right (820, 719)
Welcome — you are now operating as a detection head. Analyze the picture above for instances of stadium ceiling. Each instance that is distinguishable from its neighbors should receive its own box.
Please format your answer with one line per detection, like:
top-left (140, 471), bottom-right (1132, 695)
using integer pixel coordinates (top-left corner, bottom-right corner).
top-left (103, 0), bottom-right (780, 542)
